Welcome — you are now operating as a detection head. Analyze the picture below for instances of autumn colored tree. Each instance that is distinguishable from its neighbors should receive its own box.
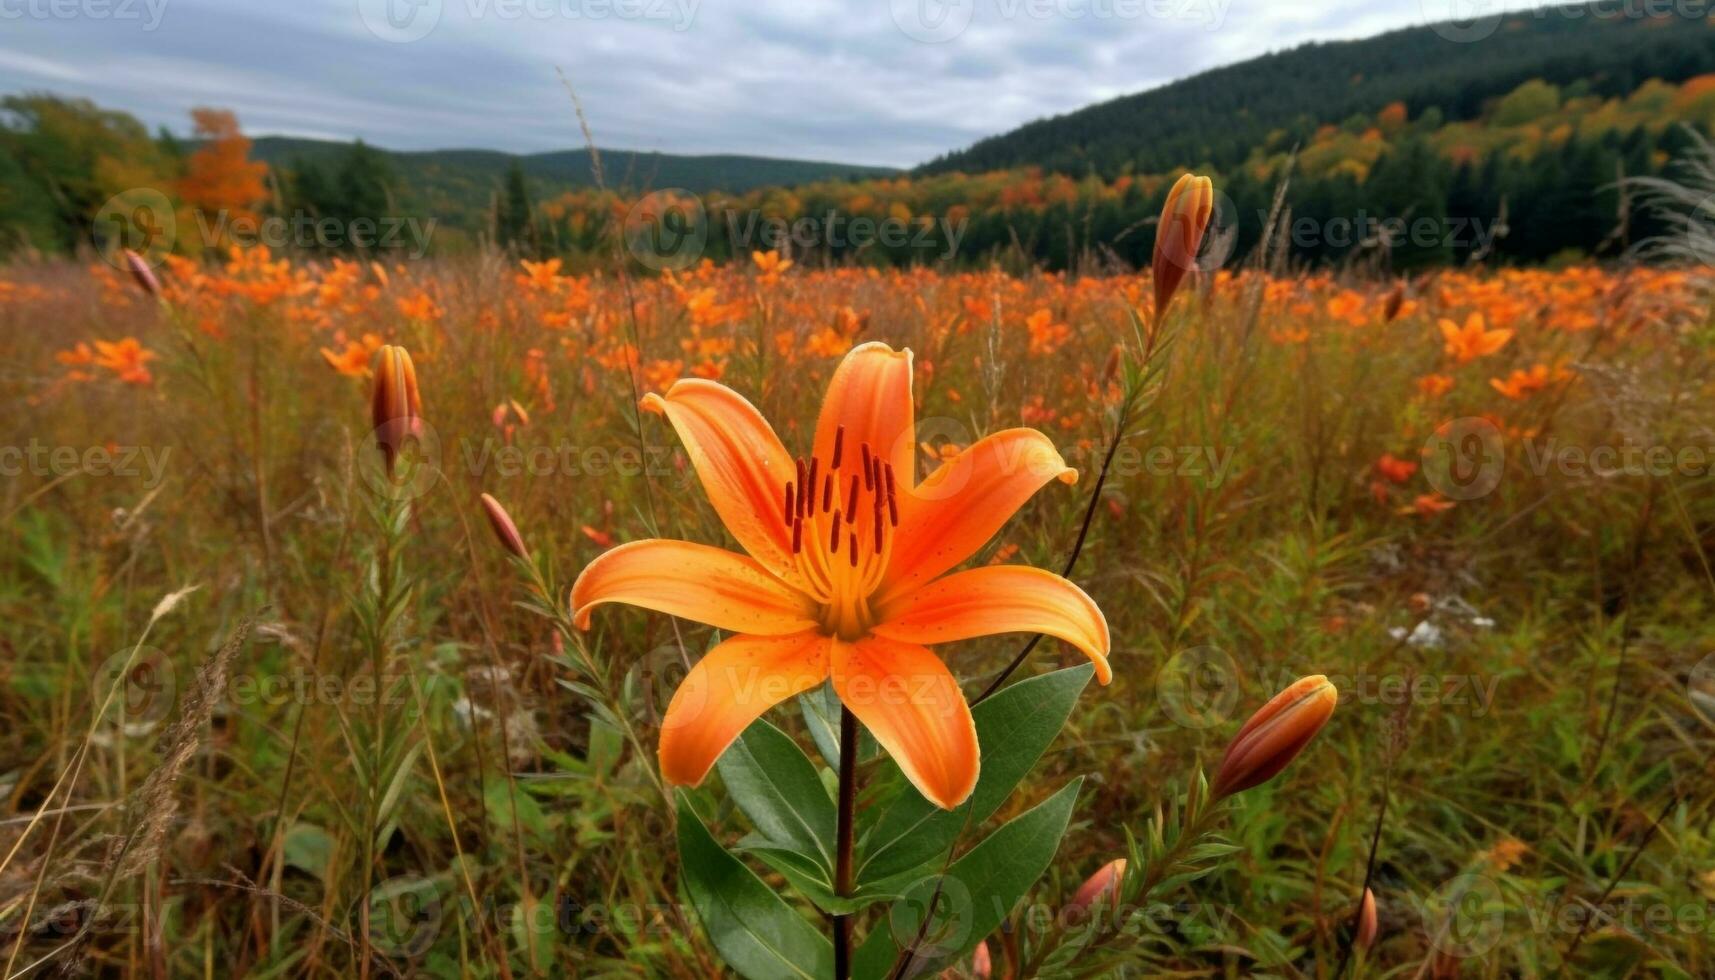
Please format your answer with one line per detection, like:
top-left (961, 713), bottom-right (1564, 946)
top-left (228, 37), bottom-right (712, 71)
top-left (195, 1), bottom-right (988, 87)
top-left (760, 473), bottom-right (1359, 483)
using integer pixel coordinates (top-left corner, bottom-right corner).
top-left (178, 108), bottom-right (267, 223)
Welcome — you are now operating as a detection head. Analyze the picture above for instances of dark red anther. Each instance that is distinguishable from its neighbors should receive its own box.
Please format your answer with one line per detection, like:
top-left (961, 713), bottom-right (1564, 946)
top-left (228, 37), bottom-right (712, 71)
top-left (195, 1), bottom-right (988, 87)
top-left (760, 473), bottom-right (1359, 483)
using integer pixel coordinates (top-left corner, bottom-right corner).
top-left (805, 457), bottom-right (819, 515)
top-left (831, 425), bottom-right (845, 468)
top-left (791, 515), bottom-right (803, 553)
top-left (849, 533), bottom-right (858, 567)
top-left (861, 444), bottom-right (874, 489)
top-left (795, 457), bottom-right (807, 501)
top-left (822, 473), bottom-right (833, 512)
top-left (846, 475), bottom-right (859, 511)
top-left (828, 510), bottom-right (841, 553)
top-left (884, 463), bottom-right (899, 526)
top-left (872, 502), bottom-right (883, 553)
top-left (783, 483), bottom-right (795, 522)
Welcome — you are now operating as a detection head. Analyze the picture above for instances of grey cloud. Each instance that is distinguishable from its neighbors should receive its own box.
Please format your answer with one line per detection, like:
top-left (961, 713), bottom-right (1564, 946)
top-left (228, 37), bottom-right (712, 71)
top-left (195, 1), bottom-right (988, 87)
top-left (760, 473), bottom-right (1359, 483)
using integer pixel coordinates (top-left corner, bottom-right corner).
top-left (0, 0), bottom-right (1564, 168)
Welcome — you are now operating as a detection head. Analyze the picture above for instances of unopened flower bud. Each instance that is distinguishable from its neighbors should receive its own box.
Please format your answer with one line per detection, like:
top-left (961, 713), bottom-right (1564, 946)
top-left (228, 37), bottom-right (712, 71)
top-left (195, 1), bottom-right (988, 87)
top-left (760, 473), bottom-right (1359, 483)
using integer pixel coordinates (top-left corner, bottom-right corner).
top-left (371, 344), bottom-right (422, 474)
top-left (1212, 675), bottom-right (1337, 799)
top-left (480, 493), bottom-right (529, 560)
top-left (1066, 857), bottom-right (1126, 917)
top-left (1152, 173), bottom-right (1214, 324)
top-left (1382, 283), bottom-right (1406, 322)
top-left (1355, 886), bottom-right (1379, 952)
top-left (1101, 345), bottom-right (1122, 387)
top-left (123, 249), bottom-right (161, 298)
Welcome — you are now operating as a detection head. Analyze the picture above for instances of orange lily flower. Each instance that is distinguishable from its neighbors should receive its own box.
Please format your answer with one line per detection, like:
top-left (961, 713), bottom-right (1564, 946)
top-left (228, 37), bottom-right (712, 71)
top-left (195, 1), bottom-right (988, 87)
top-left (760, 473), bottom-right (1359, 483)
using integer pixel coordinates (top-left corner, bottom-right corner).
top-left (570, 342), bottom-right (1111, 809)
top-left (1437, 313), bottom-right (1512, 364)
top-left (91, 337), bottom-right (157, 385)
top-left (1374, 453), bottom-right (1417, 484)
top-left (1489, 363), bottom-right (1565, 401)
top-left (1416, 373), bottom-right (1455, 398)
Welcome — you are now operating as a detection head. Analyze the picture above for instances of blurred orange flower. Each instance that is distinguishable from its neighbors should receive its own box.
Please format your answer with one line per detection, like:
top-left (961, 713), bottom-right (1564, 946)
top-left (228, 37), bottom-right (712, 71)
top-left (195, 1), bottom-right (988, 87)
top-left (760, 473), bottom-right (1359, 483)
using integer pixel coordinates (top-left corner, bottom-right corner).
top-left (1438, 313), bottom-right (1512, 364)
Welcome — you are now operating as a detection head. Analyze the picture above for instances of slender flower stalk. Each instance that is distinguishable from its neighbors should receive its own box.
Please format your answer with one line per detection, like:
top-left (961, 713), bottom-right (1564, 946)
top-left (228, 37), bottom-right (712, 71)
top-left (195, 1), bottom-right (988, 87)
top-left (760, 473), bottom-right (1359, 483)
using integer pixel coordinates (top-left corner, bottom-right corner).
top-left (476, 491), bottom-right (670, 809)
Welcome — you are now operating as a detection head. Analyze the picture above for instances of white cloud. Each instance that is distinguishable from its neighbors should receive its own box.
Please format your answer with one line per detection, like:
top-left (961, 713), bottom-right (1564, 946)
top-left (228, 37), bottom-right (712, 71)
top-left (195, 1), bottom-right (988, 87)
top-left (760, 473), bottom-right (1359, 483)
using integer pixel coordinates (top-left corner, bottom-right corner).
top-left (0, 0), bottom-right (1567, 167)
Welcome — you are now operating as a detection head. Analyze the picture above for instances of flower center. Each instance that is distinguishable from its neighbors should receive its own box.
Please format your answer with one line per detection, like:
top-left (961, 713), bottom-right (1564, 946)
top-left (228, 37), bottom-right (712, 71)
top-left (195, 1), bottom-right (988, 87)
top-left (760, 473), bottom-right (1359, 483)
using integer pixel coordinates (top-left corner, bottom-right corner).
top-left (779, 424), bottom-right (900, 639)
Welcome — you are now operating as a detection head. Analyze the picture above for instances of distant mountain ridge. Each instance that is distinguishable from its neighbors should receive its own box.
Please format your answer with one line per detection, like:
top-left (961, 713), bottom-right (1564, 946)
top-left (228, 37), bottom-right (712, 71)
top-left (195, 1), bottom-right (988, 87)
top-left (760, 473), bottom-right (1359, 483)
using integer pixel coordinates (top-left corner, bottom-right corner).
top-left (245, 136), bottom-right (898, 193)
top-left (919, 2), bottom-right (1715, 178)
top-left (240, 135), bottom-right (899, 238)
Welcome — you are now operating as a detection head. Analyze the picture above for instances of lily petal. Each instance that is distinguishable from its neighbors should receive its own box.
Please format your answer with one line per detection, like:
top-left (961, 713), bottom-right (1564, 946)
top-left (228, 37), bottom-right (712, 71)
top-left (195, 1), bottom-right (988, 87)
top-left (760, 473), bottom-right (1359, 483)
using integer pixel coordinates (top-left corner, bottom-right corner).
top-left (833, 636), bottom-right (978, 810)
top-left (881, 429), bottom-right (1076, 599)
top-left (814, 342), bottom-right (916, 482)
top-left (642, 379), bottom-right (803, 587)
top-left (570, 539), bottom-right (817, 634)
top-left (874, 565), bottom-right (1112, 684)
top-left (660, 631), bottom-right (832, 787)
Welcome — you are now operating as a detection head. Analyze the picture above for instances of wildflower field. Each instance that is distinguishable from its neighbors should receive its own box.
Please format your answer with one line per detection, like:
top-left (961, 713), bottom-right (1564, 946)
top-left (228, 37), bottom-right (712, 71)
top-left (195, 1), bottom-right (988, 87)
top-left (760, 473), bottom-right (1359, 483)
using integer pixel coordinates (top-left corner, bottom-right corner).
top-left (1, 243), bottom-right (1713, 978)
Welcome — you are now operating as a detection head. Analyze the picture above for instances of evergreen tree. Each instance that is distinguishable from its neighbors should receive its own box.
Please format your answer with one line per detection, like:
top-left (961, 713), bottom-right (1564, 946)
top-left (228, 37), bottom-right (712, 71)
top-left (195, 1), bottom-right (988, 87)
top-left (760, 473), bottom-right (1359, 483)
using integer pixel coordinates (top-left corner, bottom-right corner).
top-left (497, 161), bottom-right (534, 255)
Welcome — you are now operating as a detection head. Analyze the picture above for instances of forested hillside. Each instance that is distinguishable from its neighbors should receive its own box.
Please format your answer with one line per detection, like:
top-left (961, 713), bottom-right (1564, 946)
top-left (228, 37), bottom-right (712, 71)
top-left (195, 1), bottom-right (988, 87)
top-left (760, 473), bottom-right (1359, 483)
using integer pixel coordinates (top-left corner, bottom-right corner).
top-left (921, 3), bottom-right (1715, 179)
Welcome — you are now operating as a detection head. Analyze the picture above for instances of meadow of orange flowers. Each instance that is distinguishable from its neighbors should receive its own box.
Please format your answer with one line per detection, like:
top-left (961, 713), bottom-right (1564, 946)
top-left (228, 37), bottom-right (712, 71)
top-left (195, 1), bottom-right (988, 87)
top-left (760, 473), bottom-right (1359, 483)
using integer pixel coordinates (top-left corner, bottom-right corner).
top-left (1, 244), bottom-right (1712, 977)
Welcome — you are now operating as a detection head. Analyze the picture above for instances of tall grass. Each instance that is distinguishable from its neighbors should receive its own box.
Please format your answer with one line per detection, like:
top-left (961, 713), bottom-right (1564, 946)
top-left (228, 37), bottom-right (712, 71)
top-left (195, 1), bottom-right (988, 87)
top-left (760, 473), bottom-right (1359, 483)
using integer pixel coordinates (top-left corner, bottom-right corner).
top-left (0, 248), bottom-right (1710, 977)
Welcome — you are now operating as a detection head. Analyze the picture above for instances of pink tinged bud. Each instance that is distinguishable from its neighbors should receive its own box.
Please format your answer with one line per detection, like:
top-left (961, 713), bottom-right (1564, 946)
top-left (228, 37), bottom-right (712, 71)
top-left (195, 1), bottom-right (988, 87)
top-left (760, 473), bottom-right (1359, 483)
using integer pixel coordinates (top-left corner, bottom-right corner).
top-left (940, 940), bottom-right (990, 979)
top-left (1151, 173), bottom-right (1214, 323)
top-left (1212, 674), bottom-right (1337, 799)
top-left (970, 939), bottom-right (991, 978)
top-left (123, 249), bottom-right (161, 298)
top-left (370, 344), bottom-right (423, 474)
top-left (480, 493), bottom-right (529, 560)
top-left (1354, 887), bottom-right (1379, 952)
top-left (1066, 857), bottom-right (1126, 917)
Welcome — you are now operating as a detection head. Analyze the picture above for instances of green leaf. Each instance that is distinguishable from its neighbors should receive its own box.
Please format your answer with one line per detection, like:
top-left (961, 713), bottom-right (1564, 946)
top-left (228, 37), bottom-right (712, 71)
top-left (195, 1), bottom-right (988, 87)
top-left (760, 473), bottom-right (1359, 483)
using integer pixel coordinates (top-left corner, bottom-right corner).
top-left (852, 778), bottom-right (1084, 979)
top-left (857, 664), bottom-right (1093, 886)
top-left (798, 681), bottom-right (879, 768)
top-left (743, 843), bottom-right (911, 916)
top-left (716, 719), bottom-right (837, 870)
top-left (281, 823), bottom-right (333, 882)
top-left (675, 796), bottom-right (833, 980)
top-left (585, 714), bottom-right (624, 775)
top-left (798, 681), bottom-right (843, 767)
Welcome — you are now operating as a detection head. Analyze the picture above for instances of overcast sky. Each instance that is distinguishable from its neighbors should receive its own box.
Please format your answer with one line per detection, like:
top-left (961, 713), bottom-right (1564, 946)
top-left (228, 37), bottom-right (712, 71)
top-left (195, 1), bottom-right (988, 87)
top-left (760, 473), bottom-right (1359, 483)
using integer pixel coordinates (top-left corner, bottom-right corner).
top-left (0, 0), bottom-right (1563, 168)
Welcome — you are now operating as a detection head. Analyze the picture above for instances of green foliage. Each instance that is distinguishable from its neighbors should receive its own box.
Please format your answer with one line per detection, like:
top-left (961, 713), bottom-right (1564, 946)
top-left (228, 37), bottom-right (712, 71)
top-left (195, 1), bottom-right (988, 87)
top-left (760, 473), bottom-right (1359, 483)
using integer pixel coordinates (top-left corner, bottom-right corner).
top-left (855, 664), bottom-right (1094, 888)
top-left (852, 779), bottom-right (1084, 979)
top-left (921, 2), bottom-right (1714, 179)
top-left (676, 795), bottom-right (835, 980)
